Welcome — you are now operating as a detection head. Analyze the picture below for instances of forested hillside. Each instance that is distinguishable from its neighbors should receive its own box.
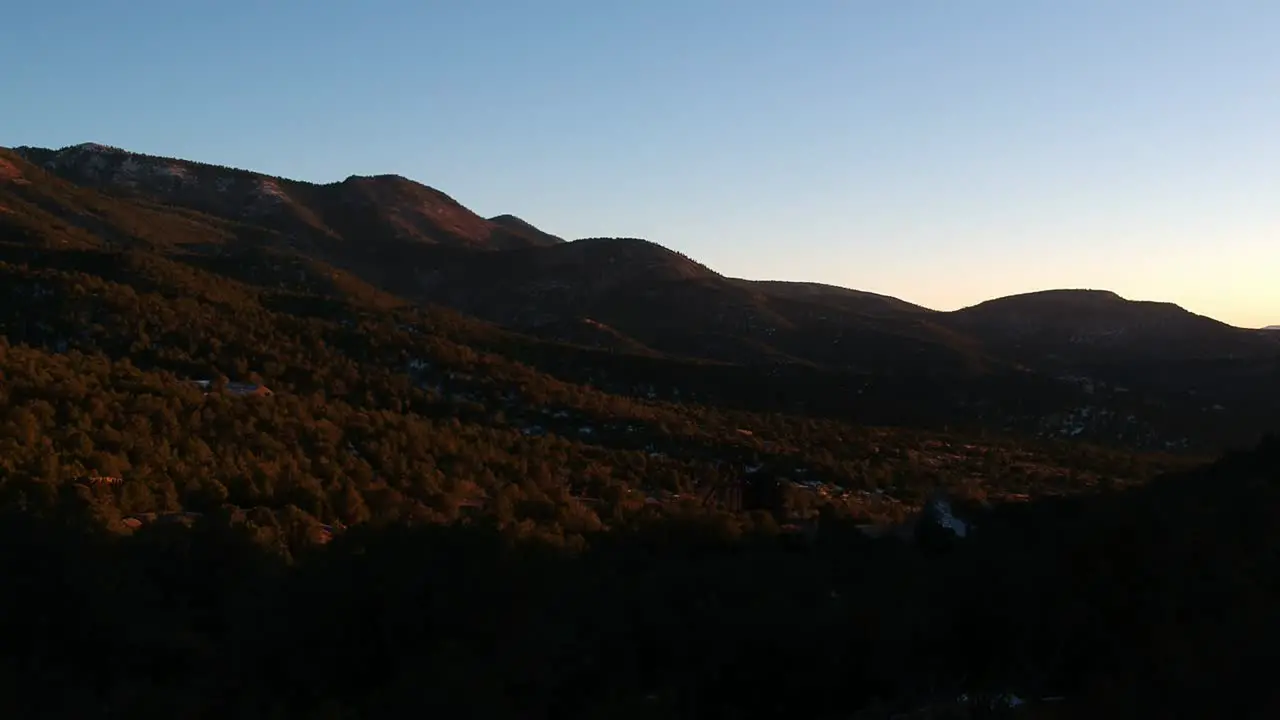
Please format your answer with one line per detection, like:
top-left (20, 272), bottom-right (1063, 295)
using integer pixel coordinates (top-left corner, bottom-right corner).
top-left (8, 143), bottom-right (1279, 453)
top-left (2, 144), bottom-right (1278, 717)
top-left (0, 242), bottom-right (1179, 545)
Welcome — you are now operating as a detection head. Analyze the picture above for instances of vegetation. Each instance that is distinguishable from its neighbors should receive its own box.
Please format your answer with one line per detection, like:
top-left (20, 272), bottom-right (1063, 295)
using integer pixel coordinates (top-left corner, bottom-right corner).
top-left (1, 146), bottom-right (1278, 717)
top-left (1, 247), bottom-right (1185, 538)
top-left (2, 429), bottom-right (1277, 717)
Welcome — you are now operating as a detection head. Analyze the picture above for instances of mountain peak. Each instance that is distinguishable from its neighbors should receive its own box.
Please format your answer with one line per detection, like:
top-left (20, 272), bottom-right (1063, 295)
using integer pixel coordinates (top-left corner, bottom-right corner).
top-left (341, 173), bottom-right (414, 184)
top-left (10, 142), bottom-right (561, 251)
top-left (971, 288), bottom-right (1127, 306)
top-left (943, 287), bottom-right (1279, 365)
top-left (69, 142), bottom-right (125, 153)
top-left (487, 214), bottom-right (565, 245)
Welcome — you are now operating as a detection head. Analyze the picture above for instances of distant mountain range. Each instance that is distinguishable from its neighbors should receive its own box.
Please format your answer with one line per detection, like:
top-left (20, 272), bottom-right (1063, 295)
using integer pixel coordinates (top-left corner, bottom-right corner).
top-left (3, 141), bottom-right (1279, 450)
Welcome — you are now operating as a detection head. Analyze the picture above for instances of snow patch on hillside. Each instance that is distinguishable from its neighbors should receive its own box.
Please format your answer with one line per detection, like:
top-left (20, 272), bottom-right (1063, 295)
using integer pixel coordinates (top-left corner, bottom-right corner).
top-left (153, 163), bottom-right (194, 185)
top-left (255, 179), bottom-right (289, 202)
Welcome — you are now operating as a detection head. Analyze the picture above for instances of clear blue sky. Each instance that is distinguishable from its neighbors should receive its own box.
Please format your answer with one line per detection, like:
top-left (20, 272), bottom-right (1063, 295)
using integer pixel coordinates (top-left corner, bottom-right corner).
top-left (3, 1), bottom-right (1277, 327)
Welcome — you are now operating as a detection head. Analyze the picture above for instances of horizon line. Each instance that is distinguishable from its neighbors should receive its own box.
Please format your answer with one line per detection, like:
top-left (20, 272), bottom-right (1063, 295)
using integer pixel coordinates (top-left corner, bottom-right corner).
top-left (5, 140), bottom-right (1274, 332)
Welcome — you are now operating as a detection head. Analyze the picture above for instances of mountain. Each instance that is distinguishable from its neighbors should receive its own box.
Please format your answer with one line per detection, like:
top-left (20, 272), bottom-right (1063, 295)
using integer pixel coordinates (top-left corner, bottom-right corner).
top-left (10, 142), bottom-right (562, 251)
top-left (362, 235), bottom-right (996, 374)
top-left (2, 141), bottom-right (1279, 715)
top-left (1265, 325), bottom-right (1280, 331)
top-left (942, 289), bottom-right (1278, 366)
top-left (3, 143), bottom-right (1190, 526)
top-left (4, 143), bottom-right (991, 374)
top-left (4, 141), bottom-right (1279, 451)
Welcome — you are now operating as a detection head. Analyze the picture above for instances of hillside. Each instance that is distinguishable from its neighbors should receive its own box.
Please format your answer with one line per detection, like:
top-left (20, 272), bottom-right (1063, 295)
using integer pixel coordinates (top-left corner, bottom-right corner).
top-left (10, 143), bottom-right (561, 251)
top-left (6, 143), bottom-right (1278, 452)
top-left (2, 140), bottom-right (1278, 716)
top-left (738, 279), bottom-right (935, 316)
top-left (0, 358), bottom-right (1274, 718)
top-left (942, 289), bottom-right (1277, 366)
top-left (1, 142), bottom-right (1203, 560)
top-left (367, 236), bottom-right (994, 374)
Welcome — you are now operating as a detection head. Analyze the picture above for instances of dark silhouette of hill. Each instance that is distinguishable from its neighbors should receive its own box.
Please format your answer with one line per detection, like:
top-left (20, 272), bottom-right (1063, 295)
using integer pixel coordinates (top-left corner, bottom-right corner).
top-left (943, 289), bottom-right (1277, 366)
top-left (361, 236), bottom-right (993, 374)
top-left (5, 142), bottom-right (1279, 452)
top-left (738, 279), bottom-right (934, 316)
top-left (10, 143), bottom-right (560, 251)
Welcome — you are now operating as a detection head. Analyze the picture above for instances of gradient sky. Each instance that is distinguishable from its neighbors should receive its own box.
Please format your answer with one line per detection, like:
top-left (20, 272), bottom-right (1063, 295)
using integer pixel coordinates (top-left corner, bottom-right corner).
top-left (3, 1), bottom-right (1277, 327)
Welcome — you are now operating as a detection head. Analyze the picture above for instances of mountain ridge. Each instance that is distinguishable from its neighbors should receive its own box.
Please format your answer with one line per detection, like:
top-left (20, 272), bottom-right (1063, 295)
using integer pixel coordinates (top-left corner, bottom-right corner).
top-left (4, 143), bottom-right (1273, 348)
top-left (7, 142), bottom-right (1266, 327)
top-left (4, 141), bottom-right (1278, 451)
top-left (8, 142), bottom-right (561, 251)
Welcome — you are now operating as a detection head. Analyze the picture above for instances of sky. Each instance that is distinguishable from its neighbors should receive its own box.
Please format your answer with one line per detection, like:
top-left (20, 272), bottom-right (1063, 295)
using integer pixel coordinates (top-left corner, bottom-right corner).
top-left (2, 1), bottom-right (1277, 327)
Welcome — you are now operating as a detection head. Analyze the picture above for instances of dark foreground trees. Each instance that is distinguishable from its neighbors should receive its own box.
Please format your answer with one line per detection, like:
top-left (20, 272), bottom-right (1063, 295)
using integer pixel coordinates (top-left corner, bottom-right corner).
top-left (1, 439), bottom-right (1278, 719)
